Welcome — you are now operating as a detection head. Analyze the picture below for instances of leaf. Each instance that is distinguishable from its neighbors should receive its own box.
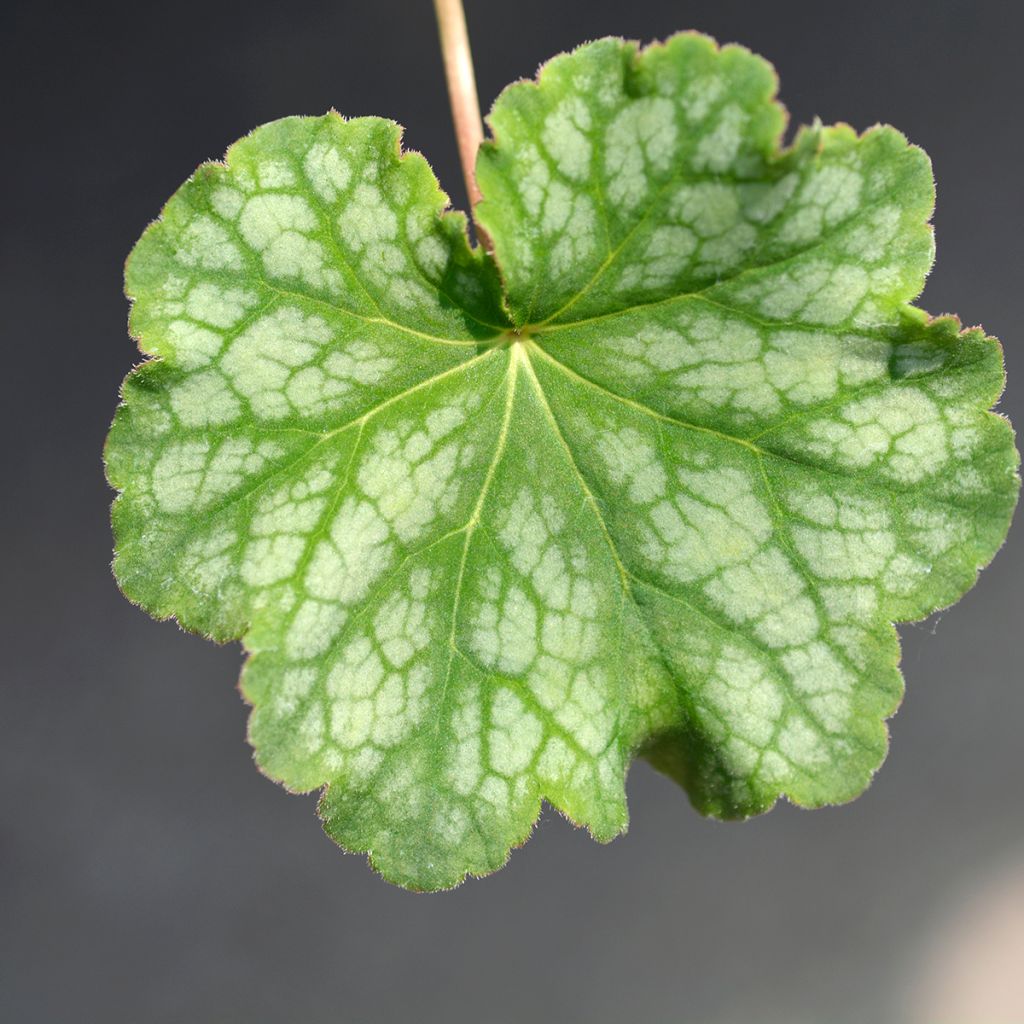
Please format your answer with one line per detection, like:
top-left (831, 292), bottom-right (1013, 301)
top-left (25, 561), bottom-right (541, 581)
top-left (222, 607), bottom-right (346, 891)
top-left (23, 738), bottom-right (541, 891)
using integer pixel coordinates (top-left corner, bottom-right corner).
top-left (106, 33), bottom-right (1019, 890)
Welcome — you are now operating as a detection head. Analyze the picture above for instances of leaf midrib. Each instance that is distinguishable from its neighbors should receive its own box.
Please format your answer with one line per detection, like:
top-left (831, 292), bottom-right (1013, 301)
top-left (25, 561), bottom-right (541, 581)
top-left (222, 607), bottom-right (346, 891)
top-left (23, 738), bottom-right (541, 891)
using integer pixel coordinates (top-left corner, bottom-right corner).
top-left (518, 343), bottom-right (886, 783)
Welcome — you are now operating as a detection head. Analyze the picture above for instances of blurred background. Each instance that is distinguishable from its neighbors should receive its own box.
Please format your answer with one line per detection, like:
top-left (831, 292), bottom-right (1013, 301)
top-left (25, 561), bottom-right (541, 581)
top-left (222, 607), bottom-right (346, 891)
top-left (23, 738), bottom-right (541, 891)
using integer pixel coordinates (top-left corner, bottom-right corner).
top-left (2, 1), bottom-right (1022, 1021)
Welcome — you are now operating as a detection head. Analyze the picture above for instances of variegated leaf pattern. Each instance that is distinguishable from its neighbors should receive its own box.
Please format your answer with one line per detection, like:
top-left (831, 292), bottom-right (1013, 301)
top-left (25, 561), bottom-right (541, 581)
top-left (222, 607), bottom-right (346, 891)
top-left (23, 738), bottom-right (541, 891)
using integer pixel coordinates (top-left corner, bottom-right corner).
top-left (107, 34), bottom-right (1018, 889)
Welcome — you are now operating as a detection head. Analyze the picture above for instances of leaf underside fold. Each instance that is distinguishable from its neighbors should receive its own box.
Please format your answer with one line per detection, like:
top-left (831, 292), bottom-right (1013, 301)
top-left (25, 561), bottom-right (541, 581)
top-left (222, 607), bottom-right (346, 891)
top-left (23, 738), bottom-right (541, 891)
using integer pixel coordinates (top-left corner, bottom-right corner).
top-left (106, 32), bottom-right (1019, 890)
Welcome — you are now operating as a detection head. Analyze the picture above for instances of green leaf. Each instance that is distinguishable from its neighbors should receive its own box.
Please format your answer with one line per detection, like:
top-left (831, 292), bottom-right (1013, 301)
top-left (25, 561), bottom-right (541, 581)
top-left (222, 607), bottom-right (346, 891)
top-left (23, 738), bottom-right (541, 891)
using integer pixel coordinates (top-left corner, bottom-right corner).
top-left (106, 33), bottom-right (1019, 890)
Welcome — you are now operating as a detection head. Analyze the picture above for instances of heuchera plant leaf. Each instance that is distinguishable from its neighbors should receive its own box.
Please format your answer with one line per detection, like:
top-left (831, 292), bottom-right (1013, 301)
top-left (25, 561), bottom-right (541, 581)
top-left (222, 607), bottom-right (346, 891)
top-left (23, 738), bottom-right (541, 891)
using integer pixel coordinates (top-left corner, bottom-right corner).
top-left (106, 33), bottom-right (1019, 890)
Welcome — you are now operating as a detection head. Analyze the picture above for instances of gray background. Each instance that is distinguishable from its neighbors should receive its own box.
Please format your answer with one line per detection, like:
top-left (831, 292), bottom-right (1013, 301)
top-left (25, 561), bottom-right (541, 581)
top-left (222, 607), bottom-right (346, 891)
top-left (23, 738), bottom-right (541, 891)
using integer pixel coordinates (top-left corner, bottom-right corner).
top-left (2, 1), bottom-right (1021, 1021)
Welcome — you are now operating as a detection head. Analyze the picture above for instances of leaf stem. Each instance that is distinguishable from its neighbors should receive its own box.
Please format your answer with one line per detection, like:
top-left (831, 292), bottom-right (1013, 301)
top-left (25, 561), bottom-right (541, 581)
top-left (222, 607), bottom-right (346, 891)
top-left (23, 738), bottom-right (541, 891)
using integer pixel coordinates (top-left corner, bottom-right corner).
top-left (433, 0), bottom-right (492, 249)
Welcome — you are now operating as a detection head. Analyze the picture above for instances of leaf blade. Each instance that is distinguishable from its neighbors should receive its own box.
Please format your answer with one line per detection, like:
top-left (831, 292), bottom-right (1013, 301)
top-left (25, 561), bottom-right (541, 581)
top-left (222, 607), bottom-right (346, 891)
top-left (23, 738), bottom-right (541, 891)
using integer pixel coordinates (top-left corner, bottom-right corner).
top-left (107, 36), bottom-right (1019, 889)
